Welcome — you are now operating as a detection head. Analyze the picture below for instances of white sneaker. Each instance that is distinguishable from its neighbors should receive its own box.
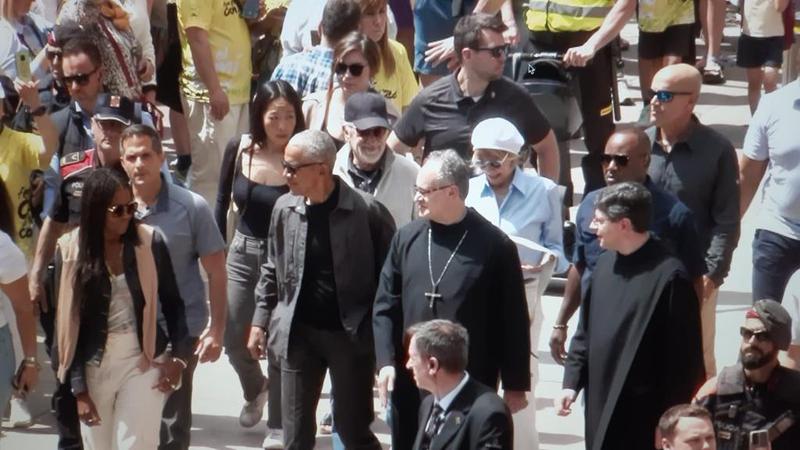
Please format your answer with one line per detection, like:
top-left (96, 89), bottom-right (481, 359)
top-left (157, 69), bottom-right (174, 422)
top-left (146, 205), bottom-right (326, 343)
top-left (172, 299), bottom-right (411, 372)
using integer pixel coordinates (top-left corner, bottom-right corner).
top-left (239, 378), bottom-right (269, 428)
top-left (262, 427), bottom-right (283, 449)
top-left (8, 396), bottom-right (33, 428)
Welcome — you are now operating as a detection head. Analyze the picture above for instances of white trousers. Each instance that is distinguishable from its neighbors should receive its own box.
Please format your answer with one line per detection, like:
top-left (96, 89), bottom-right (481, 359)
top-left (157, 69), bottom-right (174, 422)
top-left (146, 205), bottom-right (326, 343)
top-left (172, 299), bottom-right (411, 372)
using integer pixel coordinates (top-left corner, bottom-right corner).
top-left (81, 332), bottom-right (166, 450)
top-left (510, 280), bottom-right (545, 450)
top-left (183, 97), bottom-right (250, 207)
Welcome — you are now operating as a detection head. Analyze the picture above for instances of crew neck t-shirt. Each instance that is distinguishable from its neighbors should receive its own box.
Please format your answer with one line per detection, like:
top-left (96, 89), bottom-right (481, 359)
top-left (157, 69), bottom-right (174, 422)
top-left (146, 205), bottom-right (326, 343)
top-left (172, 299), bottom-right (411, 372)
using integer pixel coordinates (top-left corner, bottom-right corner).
top-left (373, 39), bottom-right (419, 111)
top-left (0, 231), bottom-right (28, 328)
top-left (0, 127), bottom-right (44, 256)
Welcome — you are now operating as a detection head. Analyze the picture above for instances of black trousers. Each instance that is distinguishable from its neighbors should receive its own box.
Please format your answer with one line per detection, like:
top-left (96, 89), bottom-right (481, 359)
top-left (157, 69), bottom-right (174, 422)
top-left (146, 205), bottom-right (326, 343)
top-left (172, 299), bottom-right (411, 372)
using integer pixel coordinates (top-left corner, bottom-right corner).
top-left (388, 367), bottom-right (422, 450)
top-left (159, 351), bottom-right (199, 450)
top-left (53, 377), bottom-right (82, 450)
top-left (530, 30), bottom-right (616, 195)
top-left (281, 324), bottom-right (380, 450)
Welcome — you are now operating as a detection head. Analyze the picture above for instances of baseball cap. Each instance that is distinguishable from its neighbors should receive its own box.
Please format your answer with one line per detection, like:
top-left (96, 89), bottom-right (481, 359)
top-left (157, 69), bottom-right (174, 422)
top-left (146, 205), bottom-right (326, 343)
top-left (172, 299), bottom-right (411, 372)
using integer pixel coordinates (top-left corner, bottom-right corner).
top-left (747, 299), bottom-right (792, 350)
top-left (471, 117), bottom-right (524, 155)
top-left (344, 91), bottom-right (390, 131)
top-left (93, 94), bottom-right (135, 126)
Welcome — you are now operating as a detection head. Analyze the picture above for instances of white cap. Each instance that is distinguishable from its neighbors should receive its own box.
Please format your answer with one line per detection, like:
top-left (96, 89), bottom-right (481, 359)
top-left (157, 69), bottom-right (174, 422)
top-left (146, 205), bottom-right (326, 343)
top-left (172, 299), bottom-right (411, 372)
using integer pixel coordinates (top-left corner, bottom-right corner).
top-left (470, 117), bottom-right (524, 155)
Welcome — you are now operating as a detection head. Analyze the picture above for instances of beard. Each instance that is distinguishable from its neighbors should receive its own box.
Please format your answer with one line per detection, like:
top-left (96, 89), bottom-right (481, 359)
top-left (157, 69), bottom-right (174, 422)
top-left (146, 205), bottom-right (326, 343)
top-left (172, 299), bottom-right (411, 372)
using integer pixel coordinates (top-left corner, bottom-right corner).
top-left (741, 346), bottom-right (778, 370)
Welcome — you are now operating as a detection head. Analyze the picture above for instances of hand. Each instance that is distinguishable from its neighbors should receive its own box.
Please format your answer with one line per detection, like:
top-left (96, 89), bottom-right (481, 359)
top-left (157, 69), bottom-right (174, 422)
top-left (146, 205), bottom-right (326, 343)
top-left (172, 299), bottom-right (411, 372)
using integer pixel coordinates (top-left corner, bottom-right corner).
top-left (701, 276), bottom-right (717, 301)
top-left (209, 88), bottom-right (230, 121)
top-left (195, 327), bottom-right (223, 363)
top-left (563, 44), bottom-right (596, 68)
top-left (14, 78), bottom-right (42, 110)
top-left (376, 366), bottom-right (395, 409)
top-left (555, 388), bottom-right (577, 416)
top-left (152, 358), bottom-right (184, 393)
top-left (425, 36), bottom-right (456, 68)
top-left (503, 390), bottom-right (529, 414)
top-left (28, 277), bottom-right (46, 315)
top-left (503, 22), bottom-right (520, 46)
top-left (137, 59), bottom-right (155, 83)
top-left (76, 392), bottom-right (101, 426)
top-left (549, 327), bottom-right (568, 365)
top-left (16, 364), bottom-right (39, 394)
top-left (247, 326), bottom-right (267, 360)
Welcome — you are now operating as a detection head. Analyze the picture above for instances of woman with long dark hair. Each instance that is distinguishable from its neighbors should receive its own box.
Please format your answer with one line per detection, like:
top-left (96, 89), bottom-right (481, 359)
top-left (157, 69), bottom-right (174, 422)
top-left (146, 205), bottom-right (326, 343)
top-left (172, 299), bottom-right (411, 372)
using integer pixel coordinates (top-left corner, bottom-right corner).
top-left (214, 79), bottom-right (304, 446)
top-left (54, 168), bottom-right (192, 449)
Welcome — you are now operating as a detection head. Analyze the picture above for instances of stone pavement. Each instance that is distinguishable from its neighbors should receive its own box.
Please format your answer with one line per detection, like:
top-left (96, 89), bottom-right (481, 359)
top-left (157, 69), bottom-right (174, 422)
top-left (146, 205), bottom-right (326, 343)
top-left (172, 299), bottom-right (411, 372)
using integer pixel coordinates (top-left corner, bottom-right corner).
top-left (2, 18), bottom-right (778, 449)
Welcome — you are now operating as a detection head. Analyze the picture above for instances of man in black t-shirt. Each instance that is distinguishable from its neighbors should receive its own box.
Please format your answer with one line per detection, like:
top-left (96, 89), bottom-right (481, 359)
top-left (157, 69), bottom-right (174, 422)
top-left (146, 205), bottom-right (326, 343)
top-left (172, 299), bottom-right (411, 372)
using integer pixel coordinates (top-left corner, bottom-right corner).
top-left (388, 13), bottom-right (559, 182)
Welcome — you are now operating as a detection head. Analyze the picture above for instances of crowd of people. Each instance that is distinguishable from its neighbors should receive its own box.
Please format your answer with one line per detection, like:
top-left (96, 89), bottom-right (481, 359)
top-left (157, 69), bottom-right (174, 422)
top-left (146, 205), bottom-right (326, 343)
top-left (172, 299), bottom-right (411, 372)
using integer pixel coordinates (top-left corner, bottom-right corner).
top-left (1, 0), bottom-right (800, 449)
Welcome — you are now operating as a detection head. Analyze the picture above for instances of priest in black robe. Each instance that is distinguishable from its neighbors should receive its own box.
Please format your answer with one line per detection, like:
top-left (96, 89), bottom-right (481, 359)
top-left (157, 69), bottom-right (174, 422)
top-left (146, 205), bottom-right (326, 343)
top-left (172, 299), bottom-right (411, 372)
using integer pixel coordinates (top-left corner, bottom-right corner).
top-left (373, 150), bottom-right (531, 450)
top-left (556, 182), bottom-right (705, 450)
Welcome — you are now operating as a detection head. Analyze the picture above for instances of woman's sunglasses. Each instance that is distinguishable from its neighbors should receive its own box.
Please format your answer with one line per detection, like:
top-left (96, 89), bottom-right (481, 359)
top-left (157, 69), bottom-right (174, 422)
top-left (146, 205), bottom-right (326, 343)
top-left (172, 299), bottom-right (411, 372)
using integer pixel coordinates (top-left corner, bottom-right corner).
top-left (107, 201), bottom-right (137, 217)
top-left (335, 63), bottom-right (365, 77)
top-left (61, 68), bottom-right (98, 87)
top-left (600, 154), bottom-right (630, 167)
top-left (653, 90), bottom-right (692, 103)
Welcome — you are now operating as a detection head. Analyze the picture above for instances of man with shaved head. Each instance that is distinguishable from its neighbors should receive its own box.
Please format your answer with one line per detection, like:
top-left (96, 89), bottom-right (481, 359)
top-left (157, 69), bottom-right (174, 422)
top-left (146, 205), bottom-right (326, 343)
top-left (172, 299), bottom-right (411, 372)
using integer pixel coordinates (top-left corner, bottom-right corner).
top-left (646, 63), bottom-right (740, 378)
top-left (549, 127), bottom-right (706, 363)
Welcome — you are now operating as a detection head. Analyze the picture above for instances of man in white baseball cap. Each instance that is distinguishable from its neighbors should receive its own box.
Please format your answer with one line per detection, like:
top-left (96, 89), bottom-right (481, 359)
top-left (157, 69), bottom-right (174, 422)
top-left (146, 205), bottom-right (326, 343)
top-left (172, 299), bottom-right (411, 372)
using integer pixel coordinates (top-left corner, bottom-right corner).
top-left (465, 117), bottom-right (568, 450)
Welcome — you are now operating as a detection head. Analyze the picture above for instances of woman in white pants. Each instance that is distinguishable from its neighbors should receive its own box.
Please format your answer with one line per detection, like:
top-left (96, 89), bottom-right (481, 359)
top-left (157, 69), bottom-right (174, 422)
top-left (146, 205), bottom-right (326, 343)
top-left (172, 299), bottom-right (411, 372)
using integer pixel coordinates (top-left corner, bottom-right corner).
top-left (466, 118), bottom-right (569, 450)
top-left (54, 168), bottom-right (193, 450)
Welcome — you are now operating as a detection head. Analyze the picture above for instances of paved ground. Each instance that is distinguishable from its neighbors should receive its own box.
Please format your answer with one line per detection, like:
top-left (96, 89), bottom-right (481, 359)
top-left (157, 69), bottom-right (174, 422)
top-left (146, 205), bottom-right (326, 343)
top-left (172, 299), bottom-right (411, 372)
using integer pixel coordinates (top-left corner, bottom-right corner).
top-left (1, 19), bottom-right (781, 450)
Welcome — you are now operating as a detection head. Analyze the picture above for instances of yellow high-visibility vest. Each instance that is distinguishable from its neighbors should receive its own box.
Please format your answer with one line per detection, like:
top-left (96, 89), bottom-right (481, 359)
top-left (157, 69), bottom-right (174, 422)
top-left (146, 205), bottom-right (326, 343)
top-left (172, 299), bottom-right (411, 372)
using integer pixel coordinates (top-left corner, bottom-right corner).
top-left (526, 0), bottom-right (614, 32)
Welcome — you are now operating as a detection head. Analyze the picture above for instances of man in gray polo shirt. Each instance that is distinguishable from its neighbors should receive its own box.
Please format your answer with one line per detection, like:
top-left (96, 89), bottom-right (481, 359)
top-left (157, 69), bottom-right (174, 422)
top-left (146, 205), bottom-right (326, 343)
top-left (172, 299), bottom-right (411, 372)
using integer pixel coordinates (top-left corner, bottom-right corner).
top-left (119, 124), bottom-right (227, 450)
top-left (740, 78), bottom-right (800, 303)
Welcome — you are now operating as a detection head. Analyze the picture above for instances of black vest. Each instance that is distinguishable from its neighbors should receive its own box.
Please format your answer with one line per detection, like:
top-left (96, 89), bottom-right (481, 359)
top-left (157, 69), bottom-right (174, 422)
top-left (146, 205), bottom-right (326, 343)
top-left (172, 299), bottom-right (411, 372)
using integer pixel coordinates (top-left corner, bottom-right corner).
top-left (710, 364), bottom-right (800, 450)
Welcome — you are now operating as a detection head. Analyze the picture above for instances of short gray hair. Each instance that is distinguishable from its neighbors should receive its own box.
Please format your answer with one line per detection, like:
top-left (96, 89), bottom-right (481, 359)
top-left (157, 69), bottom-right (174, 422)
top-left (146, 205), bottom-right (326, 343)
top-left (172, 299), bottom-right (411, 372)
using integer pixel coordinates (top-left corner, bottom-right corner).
top-left (287, 129), bottom-right (337, 166)
top-left (424, 150), bottom-right (470, 199)
top-left (409, 319), bottom-right (469, 373)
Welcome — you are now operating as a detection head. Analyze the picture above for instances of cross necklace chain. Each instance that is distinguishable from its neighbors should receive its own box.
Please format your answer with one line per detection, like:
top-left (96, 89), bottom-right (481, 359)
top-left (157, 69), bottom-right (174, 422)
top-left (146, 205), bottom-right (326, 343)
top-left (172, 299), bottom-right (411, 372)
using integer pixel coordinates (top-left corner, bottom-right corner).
top-left (426, 227), bottom-right (469, 312)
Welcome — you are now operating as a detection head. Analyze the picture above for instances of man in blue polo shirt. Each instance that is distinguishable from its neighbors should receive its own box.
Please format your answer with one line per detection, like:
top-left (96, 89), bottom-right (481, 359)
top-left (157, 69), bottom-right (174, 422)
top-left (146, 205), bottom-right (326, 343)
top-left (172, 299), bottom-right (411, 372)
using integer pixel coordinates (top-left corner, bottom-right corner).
top-left (549, 127), bottom-right (706, 364)
top-left (119, 124), bottom-right (227, 450)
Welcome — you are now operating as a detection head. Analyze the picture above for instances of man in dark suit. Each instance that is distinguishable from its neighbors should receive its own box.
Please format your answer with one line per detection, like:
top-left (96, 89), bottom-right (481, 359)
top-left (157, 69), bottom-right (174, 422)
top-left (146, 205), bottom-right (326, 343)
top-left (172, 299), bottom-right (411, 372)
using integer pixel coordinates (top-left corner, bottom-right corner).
top-left (247, 129), bottom-right (396, 450)
top-left (407, 320), bottom-right (513, 450)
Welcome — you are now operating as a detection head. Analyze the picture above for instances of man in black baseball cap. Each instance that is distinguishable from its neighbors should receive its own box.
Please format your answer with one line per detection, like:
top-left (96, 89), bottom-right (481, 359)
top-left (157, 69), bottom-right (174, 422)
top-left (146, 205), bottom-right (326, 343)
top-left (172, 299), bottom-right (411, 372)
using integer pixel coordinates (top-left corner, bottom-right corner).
top-left (695, 299), bottom-right (800, 450)
top-left (333, 91), bottom-right (418, 227)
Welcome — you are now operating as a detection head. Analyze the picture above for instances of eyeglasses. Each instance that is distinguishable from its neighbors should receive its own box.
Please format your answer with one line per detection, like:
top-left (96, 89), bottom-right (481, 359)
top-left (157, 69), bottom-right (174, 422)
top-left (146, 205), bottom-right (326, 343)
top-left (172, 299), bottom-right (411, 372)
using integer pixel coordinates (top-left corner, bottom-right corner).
top-left (335, 63), bottom-right (365, 77)
top-left (414, 184), bottom-right (453, 196)
top-left (472, 44), bottom-right (509, 59)
top-left (281, 159), bottom-right (323, 175)
top-left (472, 154), bottom-right (509, 170)
top-left (61, 68), bottom-right (98, 87)
top-left (356, 127), bottom-right (387, 139)
top-left (653, 90), bottom-right (693, 103)
top-left (740, 327), bottom-right (771, 343)
top-left (600, 154), bottom-right (630, 167)
top-left (107, 201), bottom-right (137, 217)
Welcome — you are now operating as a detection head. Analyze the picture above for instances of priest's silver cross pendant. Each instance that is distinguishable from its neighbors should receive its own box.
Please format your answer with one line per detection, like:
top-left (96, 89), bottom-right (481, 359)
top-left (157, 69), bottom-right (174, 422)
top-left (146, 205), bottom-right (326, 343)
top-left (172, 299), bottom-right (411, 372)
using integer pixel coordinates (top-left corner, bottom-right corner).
top-left (425, 288), bottom-right (443, 310)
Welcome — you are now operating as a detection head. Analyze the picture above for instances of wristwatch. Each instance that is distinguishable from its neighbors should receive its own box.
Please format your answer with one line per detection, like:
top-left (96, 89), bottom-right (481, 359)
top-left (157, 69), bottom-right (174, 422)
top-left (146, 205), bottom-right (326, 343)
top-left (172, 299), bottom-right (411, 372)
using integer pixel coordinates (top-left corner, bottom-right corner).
top-left (30, 105), bottom-right (48, 117)
top-left (22, 356), bottom-right (39, 368)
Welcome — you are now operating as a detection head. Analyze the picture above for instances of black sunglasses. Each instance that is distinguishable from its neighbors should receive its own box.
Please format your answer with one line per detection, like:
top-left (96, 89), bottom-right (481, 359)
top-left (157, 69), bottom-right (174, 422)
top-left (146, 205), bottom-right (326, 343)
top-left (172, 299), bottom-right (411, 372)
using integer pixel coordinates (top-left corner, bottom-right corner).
top-left (600, 154), bottom-right (630, 167)
top-left (107, 201), bottom-right (137, 217)
top-left (653, 90), bottom-right (693, 103)
top-left (335, 63), bottom-right (365, 77)
top-left (281, 159), bottom-right (322, 175)
top-left (740, 327), bottom-right (771, 343)
top-left (472, 44), bottom-right (509, 59)
top-left (62, 68), bottom-right (98, 87)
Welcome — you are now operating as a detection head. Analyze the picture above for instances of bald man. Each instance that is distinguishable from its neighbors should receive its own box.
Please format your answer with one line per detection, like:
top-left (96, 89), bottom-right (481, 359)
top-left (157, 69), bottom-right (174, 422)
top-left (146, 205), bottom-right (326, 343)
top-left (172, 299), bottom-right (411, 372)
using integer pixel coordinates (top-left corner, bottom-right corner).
top-left (645, 63), bottom-right (740, 378)
top-left (549, 127), bottom-right (706, 363)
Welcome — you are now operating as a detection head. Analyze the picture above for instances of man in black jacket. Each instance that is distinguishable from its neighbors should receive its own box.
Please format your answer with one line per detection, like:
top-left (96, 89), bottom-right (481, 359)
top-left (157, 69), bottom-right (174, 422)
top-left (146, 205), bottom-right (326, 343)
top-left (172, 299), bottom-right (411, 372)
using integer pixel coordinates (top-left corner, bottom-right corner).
top-left (408, 319), bottom-right (512, 450)
top-left (248, 129), bottom-right (396, 450)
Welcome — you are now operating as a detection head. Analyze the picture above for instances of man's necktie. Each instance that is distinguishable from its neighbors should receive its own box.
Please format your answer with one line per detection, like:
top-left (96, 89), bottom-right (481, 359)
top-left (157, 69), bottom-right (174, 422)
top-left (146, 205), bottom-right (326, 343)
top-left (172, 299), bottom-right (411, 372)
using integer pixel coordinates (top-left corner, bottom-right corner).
top-left (421, 404), bottom-right (446, 450)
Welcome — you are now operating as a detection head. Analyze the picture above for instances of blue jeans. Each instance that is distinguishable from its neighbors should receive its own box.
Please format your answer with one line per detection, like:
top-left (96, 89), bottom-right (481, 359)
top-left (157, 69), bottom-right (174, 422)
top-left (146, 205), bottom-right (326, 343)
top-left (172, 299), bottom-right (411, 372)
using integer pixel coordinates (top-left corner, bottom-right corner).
top-left (0, 325), bottom-right (15, 411)
top-left (752, 229), bottom-right (800, 302)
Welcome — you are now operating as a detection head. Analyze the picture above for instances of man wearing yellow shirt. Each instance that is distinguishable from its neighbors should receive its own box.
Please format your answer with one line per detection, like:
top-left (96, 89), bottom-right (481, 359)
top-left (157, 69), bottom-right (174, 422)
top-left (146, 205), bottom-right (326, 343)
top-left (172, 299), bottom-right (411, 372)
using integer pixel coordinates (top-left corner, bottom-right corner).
top-left (177, 0), bottom-right (252, 207)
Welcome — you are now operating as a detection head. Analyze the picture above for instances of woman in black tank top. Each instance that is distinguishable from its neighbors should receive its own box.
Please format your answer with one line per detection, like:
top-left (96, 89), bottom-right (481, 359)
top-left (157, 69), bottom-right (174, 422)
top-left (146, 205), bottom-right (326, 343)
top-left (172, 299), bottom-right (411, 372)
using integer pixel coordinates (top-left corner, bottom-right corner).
top-left (213, 80), bottom-right (305, 438)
